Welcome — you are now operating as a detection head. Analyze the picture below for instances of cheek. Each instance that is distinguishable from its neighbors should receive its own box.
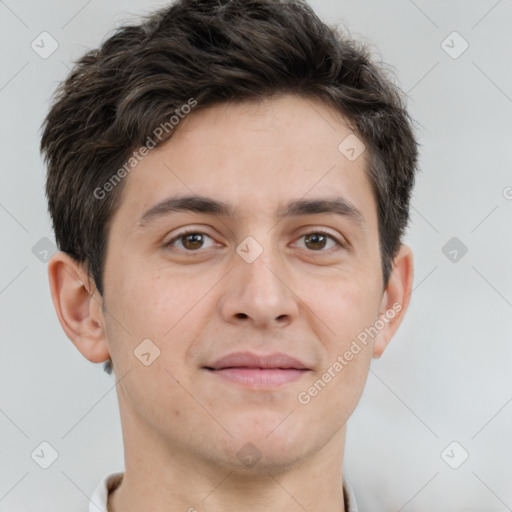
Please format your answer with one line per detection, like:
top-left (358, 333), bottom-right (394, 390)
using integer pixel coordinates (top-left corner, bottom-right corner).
top-left (295, 273), bottom-right (379, 408)
top-left (103, 270), bottom-right (208, 424)
top-left (298, 330), bottom-right (373, 429)
top-left (304, 271), bottom-right (381, 341)
top-left (109, 262), bottom-right (205, 337)
top-left (106, 268), bottom-right (218, 379)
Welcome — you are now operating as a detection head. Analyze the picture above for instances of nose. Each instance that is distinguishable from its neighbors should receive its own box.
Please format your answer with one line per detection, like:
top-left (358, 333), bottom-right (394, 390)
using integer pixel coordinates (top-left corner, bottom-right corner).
top-left (218, 242), bottom-right (299, 329)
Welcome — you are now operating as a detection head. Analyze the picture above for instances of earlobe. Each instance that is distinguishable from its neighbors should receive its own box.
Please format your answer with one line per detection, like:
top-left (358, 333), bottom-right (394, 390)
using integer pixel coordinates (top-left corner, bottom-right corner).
top-left (372, 244), bottom-right (414, 358)
top-left (47, 252), bottom-right (111, 364)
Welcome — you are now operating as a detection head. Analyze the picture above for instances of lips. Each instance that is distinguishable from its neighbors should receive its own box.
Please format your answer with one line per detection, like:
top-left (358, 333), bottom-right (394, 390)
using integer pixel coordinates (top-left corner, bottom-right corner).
top-left (205, 351), bottom-right (310, 371)
top-left (204, 351), bottom-right (311, 389)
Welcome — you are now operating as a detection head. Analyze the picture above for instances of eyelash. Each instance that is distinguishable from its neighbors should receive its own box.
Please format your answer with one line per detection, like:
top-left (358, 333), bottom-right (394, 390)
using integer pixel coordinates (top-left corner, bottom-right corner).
top-left (164, 228), bottom-right (344, 253)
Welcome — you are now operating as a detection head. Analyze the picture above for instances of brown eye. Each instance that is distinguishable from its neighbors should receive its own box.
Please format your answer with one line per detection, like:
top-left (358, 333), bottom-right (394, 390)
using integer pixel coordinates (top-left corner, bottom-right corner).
top-left (304, 233), bottom-right (327, 250)
top-left (295, 231), bottom-right (341, 251)
top-left (165, 231), bottom-right (216, 251)
top-left (181, 233), bottom-right (204, 250)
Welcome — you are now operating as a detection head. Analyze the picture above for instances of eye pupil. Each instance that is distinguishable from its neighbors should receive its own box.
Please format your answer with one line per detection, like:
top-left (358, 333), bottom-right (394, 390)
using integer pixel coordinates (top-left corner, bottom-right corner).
top-left (170, 231), bottom-right (337, 253)
top-left (304, 233), bottom-right (326, 250)
top-left (183, 233), bottom-right (203, 250)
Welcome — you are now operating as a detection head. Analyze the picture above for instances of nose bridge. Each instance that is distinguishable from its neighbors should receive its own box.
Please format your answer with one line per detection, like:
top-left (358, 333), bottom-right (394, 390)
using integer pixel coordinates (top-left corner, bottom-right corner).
top-left (238, 235), bottom-right (287, 297)
top-left (219, 233), bottom-right (298, 327)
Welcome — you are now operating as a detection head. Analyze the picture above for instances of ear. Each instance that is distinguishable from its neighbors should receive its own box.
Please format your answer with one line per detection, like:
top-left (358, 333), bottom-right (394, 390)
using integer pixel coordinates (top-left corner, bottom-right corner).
top-left (372, 244), bottom-right (414, 358)
top-left (47, 252), bottom-right (111, 364)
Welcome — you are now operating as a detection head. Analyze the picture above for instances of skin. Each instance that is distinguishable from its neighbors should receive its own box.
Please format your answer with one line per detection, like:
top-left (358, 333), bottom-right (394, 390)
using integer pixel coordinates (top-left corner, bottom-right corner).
top-left (48, 94), bottom-right (413, 512)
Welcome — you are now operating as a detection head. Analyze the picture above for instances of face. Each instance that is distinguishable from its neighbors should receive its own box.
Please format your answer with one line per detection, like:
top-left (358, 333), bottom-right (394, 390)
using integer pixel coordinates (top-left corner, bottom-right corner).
top-left (100, 94), bottom-right (389, 472)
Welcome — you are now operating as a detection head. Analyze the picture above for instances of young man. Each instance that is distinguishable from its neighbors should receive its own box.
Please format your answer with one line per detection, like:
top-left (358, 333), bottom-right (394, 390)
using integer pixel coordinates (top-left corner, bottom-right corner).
top-left (41, 0), bottom-right (418, 510)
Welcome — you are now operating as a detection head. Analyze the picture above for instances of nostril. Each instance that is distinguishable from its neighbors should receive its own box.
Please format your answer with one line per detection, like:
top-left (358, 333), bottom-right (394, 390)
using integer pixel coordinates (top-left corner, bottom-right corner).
top-left (235, 313), bottom-right (248, 319)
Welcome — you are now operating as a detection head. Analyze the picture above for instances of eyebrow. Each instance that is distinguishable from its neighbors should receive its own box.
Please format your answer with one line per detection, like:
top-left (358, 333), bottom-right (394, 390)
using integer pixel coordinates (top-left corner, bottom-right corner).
top-left (137, 194), bottom-right (365, 228)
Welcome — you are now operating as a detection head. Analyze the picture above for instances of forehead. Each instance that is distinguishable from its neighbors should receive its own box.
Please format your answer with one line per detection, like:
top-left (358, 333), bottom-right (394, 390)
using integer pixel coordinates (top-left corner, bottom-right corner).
top-left (112, 94), bottom-right (377, 231)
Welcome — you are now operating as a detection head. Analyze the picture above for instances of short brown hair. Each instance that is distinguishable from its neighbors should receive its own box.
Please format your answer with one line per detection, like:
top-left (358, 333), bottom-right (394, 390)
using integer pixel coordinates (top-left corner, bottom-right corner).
top-left (41, 0), bottom-right (418, 302)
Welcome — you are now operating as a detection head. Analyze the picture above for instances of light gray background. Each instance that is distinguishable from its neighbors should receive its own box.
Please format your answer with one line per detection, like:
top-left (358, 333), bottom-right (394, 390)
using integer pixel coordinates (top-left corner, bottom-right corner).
top-left (1, 0), bottom-right (511, 510)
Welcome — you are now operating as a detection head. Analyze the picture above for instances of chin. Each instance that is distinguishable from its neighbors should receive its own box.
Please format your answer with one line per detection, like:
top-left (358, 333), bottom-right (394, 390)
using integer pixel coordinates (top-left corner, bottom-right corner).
top-left (214, 420), bottom-right (315, 472)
